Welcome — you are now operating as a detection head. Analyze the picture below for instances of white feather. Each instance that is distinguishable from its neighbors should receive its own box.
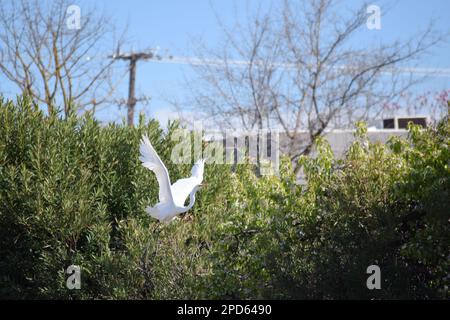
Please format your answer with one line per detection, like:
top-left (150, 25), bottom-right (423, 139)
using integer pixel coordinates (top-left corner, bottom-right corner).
top-left (139, 135), bottom-right (173, 204)
top-left (139, 135), bottom-right (205, 222)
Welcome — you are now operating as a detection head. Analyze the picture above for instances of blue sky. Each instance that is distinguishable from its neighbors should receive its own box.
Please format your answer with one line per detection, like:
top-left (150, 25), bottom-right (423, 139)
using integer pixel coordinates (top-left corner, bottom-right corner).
top-left (1, 0), bottom-right (450, 124)
top-left (96, 0), bottom-right (450, 124)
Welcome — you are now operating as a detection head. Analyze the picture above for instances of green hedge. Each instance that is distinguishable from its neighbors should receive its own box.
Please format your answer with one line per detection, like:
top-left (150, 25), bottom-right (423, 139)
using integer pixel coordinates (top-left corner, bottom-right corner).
top-left (0, 96), bottom-right (448, 299)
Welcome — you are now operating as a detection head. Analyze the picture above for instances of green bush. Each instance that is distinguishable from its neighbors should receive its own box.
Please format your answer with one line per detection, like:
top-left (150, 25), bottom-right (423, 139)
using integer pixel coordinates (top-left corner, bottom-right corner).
top-left (0, 96), bottom-right (448, 299)
top-left (0, 96), bottom-right (192, 299)
top-left (189, 120), bottom-right (449, 299)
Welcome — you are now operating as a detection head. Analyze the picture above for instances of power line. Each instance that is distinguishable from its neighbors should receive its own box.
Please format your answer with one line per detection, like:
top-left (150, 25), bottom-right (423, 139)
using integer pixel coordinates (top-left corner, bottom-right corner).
top-left (149, 55), bottom-right (450, 77)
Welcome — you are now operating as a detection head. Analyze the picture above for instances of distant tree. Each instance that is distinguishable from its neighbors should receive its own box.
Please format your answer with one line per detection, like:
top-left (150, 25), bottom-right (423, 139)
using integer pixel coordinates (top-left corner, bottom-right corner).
top-left (0, 0), bottom-right (126, 115)
top-left (182, 0), bottom-right (446, 172)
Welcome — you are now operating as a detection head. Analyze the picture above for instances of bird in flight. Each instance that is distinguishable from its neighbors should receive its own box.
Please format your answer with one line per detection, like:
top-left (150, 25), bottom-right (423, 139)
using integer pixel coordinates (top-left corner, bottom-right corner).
top-left (139, 135), bottom-right (206, 223)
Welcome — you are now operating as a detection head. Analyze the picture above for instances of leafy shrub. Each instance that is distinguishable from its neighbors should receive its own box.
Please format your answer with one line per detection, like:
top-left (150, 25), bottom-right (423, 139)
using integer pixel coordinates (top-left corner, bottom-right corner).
top-left (0, 96), bottom-right (192, 299)
top-left (0, 96), bottom-right (448, 299)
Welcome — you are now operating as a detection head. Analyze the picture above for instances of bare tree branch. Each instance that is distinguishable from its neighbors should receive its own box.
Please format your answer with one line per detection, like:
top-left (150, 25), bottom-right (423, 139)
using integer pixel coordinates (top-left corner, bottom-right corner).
top-left (0, 0), bottom-right (127, 115)
top-left (181, 0), bottom-right (447, 172)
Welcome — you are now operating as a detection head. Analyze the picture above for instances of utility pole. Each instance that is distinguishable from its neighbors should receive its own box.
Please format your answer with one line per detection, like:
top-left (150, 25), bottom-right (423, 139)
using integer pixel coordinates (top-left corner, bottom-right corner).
top-left (111, 51), bottom-right (159, 126)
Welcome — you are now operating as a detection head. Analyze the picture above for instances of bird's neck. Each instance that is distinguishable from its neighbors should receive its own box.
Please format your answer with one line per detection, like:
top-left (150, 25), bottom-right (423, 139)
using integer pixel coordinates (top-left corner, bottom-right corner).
top-left (179, 187), bottom-right (198, 214)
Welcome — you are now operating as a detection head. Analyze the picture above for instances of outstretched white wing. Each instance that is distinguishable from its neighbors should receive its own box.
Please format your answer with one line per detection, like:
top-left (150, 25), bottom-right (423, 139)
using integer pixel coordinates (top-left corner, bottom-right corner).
top-left (140, 135), bottom-right (173, 203)
top-left (170, 177), bottom-right (199, 207)
top-left (170, 160), bottom-right (205, 207)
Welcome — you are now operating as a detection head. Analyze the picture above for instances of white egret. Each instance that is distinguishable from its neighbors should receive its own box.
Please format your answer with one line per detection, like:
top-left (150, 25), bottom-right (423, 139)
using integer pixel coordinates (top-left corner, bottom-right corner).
top-left (139, 135), bottom-right (205, 223)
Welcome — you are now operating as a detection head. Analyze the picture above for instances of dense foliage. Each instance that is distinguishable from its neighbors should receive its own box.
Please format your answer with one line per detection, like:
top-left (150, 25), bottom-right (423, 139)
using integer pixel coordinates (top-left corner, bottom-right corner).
top-left (0, 97), bottom-right (448, 299)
